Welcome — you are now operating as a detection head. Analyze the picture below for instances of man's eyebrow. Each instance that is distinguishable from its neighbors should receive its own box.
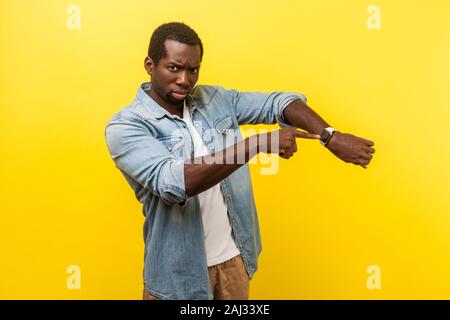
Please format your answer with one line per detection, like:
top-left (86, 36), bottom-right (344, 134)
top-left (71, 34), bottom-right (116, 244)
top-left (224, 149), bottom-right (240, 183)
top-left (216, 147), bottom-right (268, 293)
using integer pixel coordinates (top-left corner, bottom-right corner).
top-left (167, 61), bottom-right (200, 68)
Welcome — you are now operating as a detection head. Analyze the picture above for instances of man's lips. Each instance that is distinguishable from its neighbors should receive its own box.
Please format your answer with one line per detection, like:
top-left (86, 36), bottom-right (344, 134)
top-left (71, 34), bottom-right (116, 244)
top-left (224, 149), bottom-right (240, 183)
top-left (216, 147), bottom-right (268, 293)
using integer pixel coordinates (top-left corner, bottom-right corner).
top-left (171, 90), bottom-right (188, 99)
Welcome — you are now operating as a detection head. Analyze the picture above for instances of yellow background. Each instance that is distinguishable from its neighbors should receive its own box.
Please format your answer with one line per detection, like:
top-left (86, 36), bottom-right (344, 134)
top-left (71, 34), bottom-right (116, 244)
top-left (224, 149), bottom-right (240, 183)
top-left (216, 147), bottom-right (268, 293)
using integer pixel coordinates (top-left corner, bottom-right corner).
top-left (1, 0), bottom-right (449, 299)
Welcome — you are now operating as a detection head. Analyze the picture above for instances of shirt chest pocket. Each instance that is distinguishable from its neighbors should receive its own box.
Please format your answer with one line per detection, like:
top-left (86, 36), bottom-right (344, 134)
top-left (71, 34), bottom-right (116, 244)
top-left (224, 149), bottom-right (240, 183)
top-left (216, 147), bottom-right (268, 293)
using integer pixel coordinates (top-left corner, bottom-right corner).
top-left (158, 135), bottom-right (185, 158)
top-left (213, 114), bottom-right (232, 134)
top-left (213, 114), bottom-right (235, 149)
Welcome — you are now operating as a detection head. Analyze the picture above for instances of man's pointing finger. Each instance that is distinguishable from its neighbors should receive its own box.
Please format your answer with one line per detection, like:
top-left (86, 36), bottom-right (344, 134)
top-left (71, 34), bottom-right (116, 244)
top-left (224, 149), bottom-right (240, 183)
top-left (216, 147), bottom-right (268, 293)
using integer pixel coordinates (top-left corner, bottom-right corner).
top-left (294, 130), bottom-right (321, 139)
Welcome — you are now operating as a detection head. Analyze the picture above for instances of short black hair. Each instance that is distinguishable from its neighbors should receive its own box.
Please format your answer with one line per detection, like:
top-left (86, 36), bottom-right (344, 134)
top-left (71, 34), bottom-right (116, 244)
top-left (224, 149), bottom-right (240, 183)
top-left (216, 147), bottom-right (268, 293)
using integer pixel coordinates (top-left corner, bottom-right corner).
top-left (148, 22), bottom-right (203, 66)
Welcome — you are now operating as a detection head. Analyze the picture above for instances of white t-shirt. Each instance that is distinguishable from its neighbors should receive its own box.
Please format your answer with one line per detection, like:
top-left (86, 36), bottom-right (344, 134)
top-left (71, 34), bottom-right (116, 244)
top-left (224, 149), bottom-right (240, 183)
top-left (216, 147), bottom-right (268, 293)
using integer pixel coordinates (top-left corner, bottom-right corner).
top-left (182, 101), bottom-right (241, 267)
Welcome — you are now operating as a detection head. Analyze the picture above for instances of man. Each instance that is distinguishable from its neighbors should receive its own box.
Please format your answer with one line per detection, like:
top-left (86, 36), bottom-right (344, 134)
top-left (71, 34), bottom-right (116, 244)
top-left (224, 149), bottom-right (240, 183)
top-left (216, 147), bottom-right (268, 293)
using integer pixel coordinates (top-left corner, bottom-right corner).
top-left (105, 22), bottom-right (375, 300)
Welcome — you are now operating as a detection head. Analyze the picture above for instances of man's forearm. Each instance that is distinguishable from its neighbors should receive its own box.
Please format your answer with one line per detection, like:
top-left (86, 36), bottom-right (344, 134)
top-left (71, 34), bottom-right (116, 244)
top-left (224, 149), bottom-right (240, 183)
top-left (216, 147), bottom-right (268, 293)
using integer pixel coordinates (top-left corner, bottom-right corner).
top-left (184, 136), bottom-right (259, 197)
top-left (283, 99), bottom-right (330, 135)
top-left (283, 98), bottom-right (376, 168)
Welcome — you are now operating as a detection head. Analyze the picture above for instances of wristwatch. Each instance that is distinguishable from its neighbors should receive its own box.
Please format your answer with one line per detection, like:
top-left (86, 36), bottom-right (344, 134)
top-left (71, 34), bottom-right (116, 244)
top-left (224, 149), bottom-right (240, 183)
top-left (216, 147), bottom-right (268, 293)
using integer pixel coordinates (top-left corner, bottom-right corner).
top-left (320, 127), bottom-right (336, 146)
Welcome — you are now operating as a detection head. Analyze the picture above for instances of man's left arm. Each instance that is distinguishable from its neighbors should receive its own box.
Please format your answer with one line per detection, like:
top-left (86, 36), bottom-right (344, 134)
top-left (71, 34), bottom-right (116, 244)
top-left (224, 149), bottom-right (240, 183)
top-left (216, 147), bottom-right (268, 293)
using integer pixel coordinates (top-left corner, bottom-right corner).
top-left (282, 99), bottom-right (376, 169)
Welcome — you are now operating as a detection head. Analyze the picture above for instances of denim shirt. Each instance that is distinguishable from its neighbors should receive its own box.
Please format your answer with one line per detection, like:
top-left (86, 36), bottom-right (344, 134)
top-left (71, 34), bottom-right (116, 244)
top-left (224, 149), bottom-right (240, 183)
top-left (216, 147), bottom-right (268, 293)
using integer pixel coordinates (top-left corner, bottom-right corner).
top-left (105, 82), bottom-right (307, 299)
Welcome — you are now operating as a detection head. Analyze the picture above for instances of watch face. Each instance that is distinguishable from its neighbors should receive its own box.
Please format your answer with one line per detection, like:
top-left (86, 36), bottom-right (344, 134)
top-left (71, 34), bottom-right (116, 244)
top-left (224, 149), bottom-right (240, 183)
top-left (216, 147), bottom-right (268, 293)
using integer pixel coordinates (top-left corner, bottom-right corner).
top-left (320, 130), bottom-right (329, 142)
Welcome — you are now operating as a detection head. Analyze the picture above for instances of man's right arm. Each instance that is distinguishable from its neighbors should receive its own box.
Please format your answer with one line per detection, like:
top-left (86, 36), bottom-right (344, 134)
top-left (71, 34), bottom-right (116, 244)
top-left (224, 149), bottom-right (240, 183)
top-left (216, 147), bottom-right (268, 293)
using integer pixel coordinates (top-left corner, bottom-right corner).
top-left (184, 128), bottom-right (320, 197)
top-left (105, 116), bottom-right (318, 206)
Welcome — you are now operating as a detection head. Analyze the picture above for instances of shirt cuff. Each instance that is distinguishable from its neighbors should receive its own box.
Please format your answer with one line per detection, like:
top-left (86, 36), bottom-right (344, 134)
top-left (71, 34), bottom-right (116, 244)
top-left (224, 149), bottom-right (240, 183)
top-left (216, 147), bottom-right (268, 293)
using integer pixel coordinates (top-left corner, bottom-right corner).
top-left (276, 93), bottom-right (308, 128)
top-left (161, 158), bottom-right (189, 207)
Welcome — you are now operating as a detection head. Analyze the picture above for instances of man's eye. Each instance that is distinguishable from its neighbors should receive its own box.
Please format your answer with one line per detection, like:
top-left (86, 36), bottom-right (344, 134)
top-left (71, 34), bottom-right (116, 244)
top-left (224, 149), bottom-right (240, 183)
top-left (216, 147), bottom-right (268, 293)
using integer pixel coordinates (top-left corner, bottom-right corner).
top-left (168, 66), bottom-right (179, 72)
top-left (191, 68), bottom-right (199, 74)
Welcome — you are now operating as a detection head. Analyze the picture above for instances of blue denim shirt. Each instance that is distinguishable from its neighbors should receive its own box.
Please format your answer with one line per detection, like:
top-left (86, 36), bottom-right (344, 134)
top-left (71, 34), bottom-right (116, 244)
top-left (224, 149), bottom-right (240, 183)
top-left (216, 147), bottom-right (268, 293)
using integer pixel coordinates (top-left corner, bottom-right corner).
top-left (105, 82), bottom-right (307, 299)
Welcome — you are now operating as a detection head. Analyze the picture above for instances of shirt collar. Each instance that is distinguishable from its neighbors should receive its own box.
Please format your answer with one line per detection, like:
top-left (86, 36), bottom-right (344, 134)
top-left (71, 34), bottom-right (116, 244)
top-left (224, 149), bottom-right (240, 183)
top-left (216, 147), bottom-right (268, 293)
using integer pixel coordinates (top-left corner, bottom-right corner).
top-left (136, 82), bottom-right (199, 120)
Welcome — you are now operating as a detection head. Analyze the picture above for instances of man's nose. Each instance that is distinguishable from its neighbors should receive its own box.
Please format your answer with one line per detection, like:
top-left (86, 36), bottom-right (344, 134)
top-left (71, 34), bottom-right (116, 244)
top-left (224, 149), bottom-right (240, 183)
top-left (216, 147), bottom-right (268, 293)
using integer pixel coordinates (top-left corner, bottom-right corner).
top-left (176, 71), bottom-right (189, 87)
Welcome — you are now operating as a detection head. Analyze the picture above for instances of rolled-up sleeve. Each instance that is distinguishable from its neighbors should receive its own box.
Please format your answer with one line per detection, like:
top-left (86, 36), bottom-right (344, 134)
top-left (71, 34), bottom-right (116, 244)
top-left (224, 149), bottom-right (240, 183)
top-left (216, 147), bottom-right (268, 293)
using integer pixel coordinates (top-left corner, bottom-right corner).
top-left (105, 116), bottom-right (187, 206)
top-left (220, 86), bottom-right (307, 127)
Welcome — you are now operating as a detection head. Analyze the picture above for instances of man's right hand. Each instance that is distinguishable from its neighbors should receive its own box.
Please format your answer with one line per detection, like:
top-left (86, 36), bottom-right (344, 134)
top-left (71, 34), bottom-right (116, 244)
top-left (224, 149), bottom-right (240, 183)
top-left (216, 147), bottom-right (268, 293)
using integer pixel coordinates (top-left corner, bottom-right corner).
top-left (258, 128), bottom-right (320, 159)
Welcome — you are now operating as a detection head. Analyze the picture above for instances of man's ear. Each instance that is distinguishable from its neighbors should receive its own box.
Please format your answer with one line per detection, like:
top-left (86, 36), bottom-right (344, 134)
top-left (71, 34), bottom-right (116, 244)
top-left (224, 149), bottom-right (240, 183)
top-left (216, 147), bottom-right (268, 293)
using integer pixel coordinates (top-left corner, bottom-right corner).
top-left (144, 56), bottom-right (153, 76)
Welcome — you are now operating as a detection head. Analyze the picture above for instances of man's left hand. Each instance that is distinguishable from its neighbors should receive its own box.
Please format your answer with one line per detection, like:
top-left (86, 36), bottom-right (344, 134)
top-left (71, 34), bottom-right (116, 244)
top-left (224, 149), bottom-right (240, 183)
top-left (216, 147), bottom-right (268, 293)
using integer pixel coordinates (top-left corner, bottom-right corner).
top-left (325, 131), bottom-right (375, 169)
